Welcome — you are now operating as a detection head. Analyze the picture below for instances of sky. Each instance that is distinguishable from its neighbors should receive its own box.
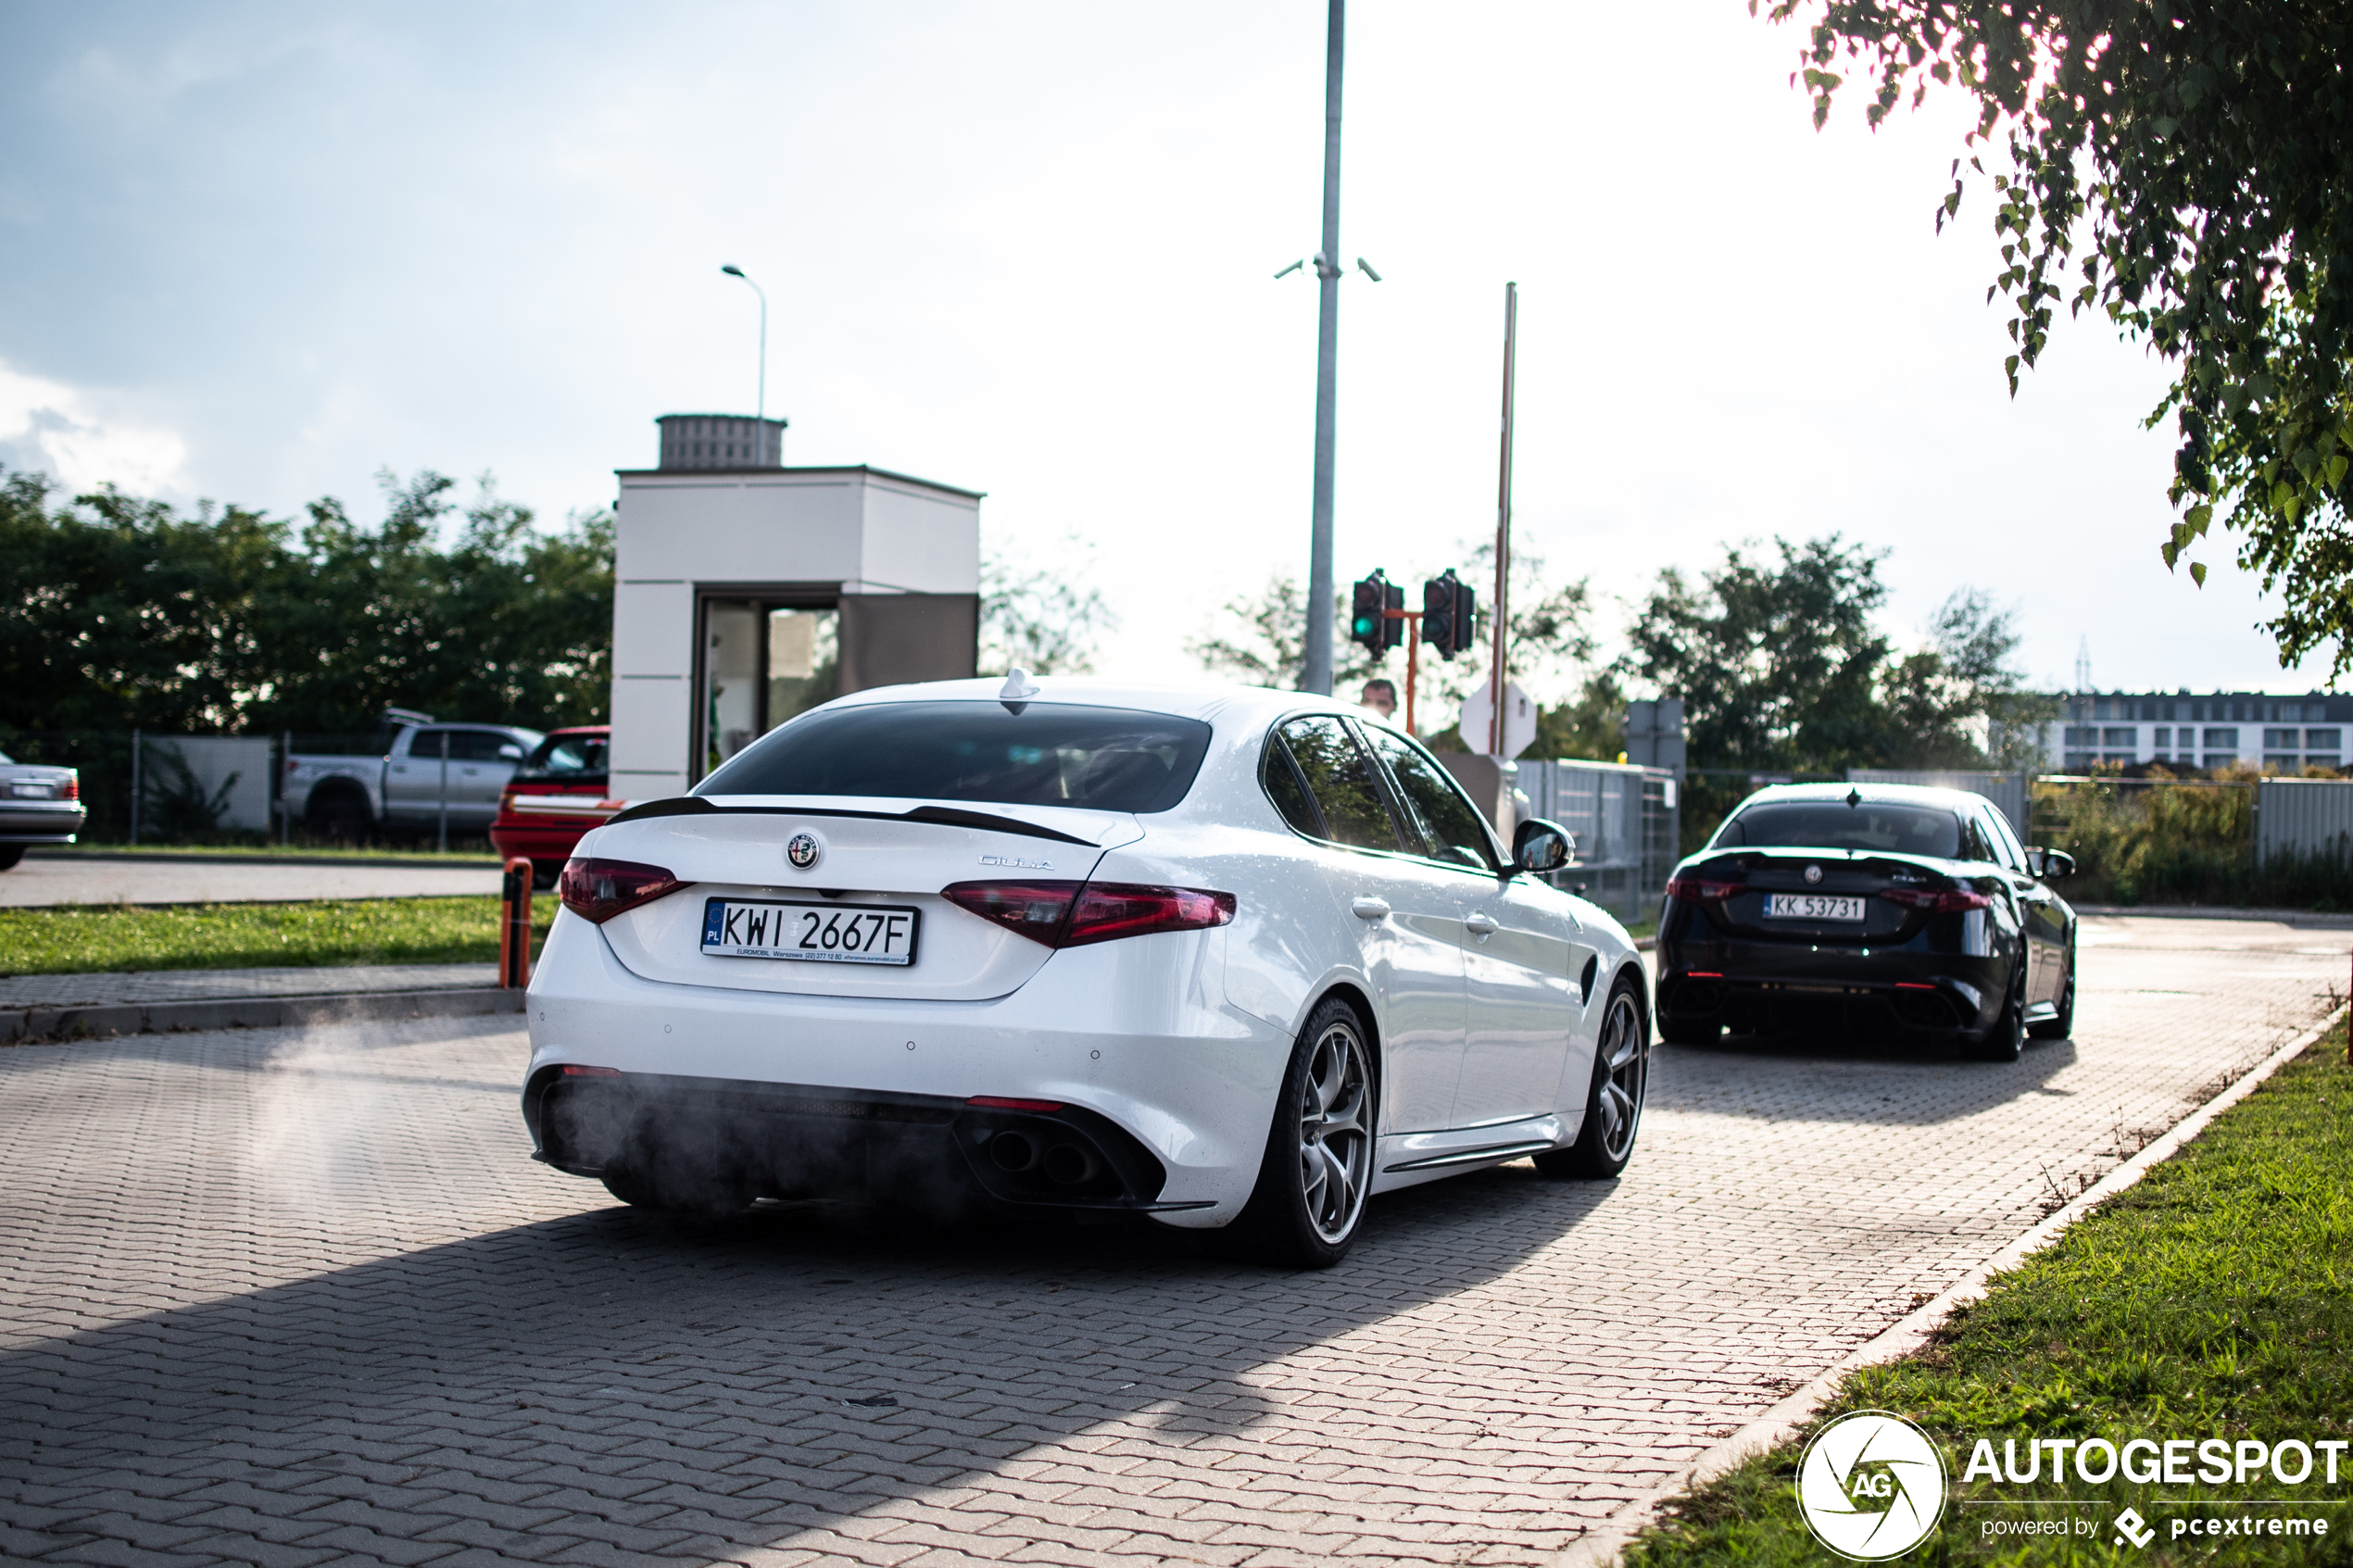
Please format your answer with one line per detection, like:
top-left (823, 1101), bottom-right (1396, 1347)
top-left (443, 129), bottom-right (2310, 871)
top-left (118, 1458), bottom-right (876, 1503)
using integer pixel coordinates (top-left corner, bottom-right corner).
top-left (0, 1), bottom-right (2334, 701)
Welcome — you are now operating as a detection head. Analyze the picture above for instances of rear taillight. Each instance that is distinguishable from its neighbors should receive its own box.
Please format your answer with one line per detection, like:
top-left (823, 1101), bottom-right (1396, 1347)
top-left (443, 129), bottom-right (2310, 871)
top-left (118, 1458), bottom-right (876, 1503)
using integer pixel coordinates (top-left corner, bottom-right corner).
top-left (1881, 885), bottom-right (1994, 912)
top-left (942, 881), bottom-right (1081, 942)
top-left (62, 774), bottom-right (78, 800)
top-left (1665, 874), bottom-right (1740, 901)
top-left (942, 880), bottom-right (1237, 948)
top-left (558, 858), bottom-right (688, 923)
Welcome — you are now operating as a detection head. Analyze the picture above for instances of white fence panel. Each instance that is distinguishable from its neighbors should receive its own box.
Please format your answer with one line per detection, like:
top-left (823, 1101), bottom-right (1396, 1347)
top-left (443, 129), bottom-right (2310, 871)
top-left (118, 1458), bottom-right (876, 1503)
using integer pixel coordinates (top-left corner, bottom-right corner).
top-left (2255, 778), bottom-right (2353, 861)
top-left (141, 736), bottom-right (274, 833)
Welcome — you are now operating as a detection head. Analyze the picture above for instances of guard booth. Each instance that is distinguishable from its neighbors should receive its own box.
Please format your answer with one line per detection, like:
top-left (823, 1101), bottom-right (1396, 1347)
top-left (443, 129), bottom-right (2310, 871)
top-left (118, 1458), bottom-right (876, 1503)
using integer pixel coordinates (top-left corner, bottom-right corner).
top-left (609, 413), bottom-right (983, 799)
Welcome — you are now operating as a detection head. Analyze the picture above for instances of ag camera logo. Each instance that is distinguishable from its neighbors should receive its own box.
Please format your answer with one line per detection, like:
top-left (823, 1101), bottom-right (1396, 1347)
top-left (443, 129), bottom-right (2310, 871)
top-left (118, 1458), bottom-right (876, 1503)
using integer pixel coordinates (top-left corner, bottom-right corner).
top-left (1795, 1411), bottom-right (1947, 1560)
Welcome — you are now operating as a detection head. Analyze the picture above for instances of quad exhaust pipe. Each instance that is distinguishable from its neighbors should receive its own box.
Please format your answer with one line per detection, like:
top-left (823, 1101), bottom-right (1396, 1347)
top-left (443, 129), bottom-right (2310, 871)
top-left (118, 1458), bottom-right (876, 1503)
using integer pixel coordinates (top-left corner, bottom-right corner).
top-left (987, 1129), bottom-right (1103, 1185)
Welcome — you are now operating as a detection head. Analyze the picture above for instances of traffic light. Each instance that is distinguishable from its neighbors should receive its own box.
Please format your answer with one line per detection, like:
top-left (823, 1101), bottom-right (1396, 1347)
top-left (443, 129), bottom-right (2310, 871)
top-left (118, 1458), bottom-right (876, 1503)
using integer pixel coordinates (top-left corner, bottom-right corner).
top-left (1350, 571), bottom-right (1403, 659)
top-left (1421, 569), bottom-right (1477, 659)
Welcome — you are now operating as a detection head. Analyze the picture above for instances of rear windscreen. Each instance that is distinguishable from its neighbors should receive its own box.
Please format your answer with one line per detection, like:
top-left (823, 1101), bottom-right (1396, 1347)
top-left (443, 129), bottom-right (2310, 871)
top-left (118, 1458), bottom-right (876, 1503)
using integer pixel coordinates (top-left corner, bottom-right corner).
top-left (695, 701), bottom-right (1214, 813)
top-left (1714, 801), bottom-right (1962, 858)
top-left (515, 734), bottom-right (608, 784)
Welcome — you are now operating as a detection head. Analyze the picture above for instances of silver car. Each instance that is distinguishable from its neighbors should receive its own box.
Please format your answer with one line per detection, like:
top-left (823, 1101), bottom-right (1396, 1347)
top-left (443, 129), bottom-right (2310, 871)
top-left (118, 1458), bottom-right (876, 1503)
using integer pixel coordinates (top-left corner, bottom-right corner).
top-left (0, 750), bottom-right (86, 871)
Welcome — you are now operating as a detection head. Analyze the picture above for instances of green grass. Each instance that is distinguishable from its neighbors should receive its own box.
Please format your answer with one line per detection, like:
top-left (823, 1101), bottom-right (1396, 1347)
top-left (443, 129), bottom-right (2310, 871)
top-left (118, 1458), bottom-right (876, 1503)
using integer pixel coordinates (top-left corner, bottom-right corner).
top-left (1626, 1020), bottom-right (2353, 1568)
top-left (0, 896), bottom-right (551, 975)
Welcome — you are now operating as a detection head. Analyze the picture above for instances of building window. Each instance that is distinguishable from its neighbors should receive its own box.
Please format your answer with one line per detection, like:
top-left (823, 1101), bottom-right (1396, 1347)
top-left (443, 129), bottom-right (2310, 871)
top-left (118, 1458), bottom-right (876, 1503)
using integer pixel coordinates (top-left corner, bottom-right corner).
top-left (2202, 727), bottom-right (2238, 749)
top-left (2102, 727), bottom-right (2136, 747)
top-left (2063, 752), bottom-right (2094, 770)
top-left (2204, 753), bottom-right (2236, 769)
top-left (2309, 729), bottom-right (2342, 751)
top-left (2264, 727), bottom-right (2299, 748)
top-left (2264, 754), bottom-right (2300, 772)
top-left (2065, 726), bottom-right (2097, 747)
top-left (2154, 727), bottom-right (2171, 748)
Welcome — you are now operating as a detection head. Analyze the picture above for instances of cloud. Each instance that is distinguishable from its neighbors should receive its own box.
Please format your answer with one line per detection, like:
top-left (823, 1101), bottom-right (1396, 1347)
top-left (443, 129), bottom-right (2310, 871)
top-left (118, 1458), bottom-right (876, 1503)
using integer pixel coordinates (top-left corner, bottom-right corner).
top-left (0, 359), bottom-right (188, 496)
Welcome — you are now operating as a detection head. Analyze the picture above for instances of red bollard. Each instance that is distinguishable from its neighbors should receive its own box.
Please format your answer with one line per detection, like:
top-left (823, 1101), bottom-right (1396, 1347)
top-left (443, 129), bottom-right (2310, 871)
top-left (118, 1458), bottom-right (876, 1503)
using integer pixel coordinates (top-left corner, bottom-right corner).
top-left (499, 857), bottom-right (534, 989)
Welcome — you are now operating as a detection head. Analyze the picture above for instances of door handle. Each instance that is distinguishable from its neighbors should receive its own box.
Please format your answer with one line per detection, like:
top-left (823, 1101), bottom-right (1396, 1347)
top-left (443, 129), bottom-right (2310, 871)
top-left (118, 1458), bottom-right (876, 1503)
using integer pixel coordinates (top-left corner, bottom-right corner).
top-left (1465, 912), bottom-right (1501, 937)
top-left (1351, 896), bottom-right (1390, 921)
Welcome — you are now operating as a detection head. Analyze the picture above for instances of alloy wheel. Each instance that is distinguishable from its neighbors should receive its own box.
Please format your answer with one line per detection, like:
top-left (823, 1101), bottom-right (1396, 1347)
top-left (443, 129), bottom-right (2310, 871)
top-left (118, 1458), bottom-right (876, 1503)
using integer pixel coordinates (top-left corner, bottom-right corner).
top-left (1592, 989), bottom-right (1647, 1163)
top-left (1295, 1017), bottom-right (1374, 1244)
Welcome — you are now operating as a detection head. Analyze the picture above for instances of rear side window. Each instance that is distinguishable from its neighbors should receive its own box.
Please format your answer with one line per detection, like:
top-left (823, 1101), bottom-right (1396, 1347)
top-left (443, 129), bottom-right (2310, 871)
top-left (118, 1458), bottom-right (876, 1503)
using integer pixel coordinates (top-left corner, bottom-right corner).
top-left (1277, 717), bottom-right (1402, 851)
top-left (1262, 737), bottom-right (1324, 837)
top-left (517, 734), bottom-right (609, 783)
top-left (697, 701), bottom-right (1213, 813)
top-left (449, 730), bottom-right (529, 762)
top-left (1361, 726), bottom-right (1500, 872)
top-left (1715, 801), bottom-right (1962, 858)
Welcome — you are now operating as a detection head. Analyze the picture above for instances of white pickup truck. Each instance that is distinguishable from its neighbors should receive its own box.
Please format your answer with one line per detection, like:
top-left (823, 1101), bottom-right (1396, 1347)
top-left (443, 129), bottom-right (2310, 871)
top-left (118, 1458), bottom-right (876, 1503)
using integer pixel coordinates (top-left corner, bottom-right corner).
top-left (283, 717), bottom-right (545, 842)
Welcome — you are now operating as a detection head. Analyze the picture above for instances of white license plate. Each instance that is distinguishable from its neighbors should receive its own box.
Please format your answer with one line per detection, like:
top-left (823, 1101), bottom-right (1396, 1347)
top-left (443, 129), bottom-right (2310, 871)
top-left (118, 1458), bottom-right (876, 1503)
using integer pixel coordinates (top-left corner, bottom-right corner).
top-left (1763, 894), bottom-right (1865, 922)
top-left (10, 783), bottom-right (49, 797)
top-left (700, 898), bottom-right (922, 965)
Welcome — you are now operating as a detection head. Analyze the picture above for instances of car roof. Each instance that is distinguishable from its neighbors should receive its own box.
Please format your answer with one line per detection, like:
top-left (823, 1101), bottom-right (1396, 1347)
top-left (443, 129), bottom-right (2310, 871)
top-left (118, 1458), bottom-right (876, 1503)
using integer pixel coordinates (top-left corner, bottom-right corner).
top-left (823, 675), bottom-right (1359, 730)
top-left (1736, 782), bottom-right (1986, 812)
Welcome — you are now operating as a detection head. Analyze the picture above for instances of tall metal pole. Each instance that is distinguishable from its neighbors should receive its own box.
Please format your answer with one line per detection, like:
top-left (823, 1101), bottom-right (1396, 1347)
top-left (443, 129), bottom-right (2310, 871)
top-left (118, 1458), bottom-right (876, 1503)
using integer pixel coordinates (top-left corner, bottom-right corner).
top-left (721, 265), bottom-right (769, 436)
top-left (1489, 282), bottom-right (1518, 755)
top-left (1302, 0), bottom-right (1346, 696)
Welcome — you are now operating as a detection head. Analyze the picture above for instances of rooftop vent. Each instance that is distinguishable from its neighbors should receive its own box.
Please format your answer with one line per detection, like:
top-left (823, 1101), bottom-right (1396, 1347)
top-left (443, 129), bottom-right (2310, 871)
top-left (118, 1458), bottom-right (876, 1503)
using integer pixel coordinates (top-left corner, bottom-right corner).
top-left (656, 413), bottom-right (786, 471)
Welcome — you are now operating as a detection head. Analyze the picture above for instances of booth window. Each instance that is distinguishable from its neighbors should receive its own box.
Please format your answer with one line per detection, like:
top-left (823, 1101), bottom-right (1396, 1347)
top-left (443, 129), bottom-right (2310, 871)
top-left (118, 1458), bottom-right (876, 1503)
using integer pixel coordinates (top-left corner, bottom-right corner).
top-left (699, 600), bottom-right (839, 779)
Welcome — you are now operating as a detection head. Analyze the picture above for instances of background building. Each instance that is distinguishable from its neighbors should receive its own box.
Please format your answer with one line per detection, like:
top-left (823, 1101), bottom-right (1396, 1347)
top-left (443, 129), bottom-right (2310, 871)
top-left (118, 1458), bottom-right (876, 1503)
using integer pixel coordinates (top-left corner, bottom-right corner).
top-left (609, 414), bottom-right (982, 798)
top-left (2037, 691), bottom-right (2349, 772)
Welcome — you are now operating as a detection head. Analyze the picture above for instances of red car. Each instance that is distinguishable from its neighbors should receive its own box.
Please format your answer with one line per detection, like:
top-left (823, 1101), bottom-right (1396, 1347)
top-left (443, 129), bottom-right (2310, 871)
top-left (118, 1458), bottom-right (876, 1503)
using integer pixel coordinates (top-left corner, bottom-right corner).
top-left (490, 727), bottom-right (622, 887)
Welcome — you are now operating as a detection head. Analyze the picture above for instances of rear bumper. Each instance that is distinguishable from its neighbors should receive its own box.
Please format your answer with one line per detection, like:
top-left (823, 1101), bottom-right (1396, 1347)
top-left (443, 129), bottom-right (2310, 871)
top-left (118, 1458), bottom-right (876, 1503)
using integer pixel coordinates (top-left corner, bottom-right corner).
top-left (0, 803), bottom-right (84, 843)
top-left (489, 820), bottom-right (594, 862)
top-left (1658, 913), bottom-right (2007, 1035)
top-left (524, 1069), bottom-right (1189, 1215)
top-left (521, 907), bottom-right (1291, 1225)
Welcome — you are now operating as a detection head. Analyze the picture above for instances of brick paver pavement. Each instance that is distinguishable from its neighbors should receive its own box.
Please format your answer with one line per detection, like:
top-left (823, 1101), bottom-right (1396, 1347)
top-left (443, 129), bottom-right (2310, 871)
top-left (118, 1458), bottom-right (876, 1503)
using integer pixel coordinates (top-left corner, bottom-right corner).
top-left (1, 914), bottom-right (2345, 1568)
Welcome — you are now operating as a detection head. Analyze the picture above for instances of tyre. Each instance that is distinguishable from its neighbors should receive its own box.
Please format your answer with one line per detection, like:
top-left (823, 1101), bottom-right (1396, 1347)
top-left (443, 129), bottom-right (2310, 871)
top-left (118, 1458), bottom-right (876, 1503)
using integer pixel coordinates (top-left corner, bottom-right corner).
top-left (1658, 1016), bottom-right (1719, 1047)
top-left (1967, 962), bottom-right (2027, 1061)
top-left (2027, 935), bottom-right (2076, 1039)
top-left (307, 792), bottom-right (371, 845)
top-left (1537, 974), bottom-right (1649, 1179)
top-left (0, 845), bottom-right (23, 872)
top-left (1220, 996), bottom-right (1377, 1269)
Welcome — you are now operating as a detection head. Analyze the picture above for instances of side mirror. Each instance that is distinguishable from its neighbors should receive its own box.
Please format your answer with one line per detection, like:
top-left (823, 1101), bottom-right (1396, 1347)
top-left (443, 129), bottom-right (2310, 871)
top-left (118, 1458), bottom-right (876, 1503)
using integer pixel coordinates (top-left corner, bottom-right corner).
top-left (1512, 817), bottom-right (1574, 875)
top-left (2027, 847), bottom-right (2075, 879)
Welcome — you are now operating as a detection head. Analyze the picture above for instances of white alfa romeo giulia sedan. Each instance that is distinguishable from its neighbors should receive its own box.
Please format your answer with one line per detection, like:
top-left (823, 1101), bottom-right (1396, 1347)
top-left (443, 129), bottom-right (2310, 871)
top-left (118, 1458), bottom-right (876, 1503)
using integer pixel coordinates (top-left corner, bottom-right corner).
top-left (522, 676), bottom-right (1651, 1267)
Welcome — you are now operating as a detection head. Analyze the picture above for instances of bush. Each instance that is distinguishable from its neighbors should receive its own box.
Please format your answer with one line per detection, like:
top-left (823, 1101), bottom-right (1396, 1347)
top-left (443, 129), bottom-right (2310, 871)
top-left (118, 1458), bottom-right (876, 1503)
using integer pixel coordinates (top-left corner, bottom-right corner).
top-left (2034, 771), bottom-right (2350, 908)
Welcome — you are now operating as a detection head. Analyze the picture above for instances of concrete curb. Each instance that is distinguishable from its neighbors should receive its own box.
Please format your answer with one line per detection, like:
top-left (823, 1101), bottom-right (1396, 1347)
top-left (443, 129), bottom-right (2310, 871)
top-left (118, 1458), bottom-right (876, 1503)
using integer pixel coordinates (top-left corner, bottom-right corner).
top-left (2072, 903), bottom-right (2353, 929)
top-left (1553, 1000), bottom-right (2351, 1568)
top-left (27, 847), bottom-right (504, 869)
top-left (0, 985), bottom-right (524, 1045)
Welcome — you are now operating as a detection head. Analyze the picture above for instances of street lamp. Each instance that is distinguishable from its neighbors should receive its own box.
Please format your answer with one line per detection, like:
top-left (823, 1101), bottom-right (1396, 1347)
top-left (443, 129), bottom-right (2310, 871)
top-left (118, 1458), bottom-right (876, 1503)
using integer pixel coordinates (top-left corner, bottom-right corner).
top-left (720, 264), bottom-right (767, 427)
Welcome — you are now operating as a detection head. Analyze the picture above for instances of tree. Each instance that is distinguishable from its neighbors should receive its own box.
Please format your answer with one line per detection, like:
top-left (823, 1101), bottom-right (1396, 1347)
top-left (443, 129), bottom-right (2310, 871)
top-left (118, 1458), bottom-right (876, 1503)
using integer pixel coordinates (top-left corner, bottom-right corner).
top-left (1188, 575), bottom-right (1381, 695)
top-left (1625, 534), bottom-right (2043, 772)
top-left (980, 537), bottom-right (1117, 675)
top-left (0, 463), bottom-right (613, 739)
top-left (1756, 0), bottom-right (2353, 679)
top-left (1627, 535), bottom-right (1893, 773)
top-left (0, 468), bottom-right (289, 734)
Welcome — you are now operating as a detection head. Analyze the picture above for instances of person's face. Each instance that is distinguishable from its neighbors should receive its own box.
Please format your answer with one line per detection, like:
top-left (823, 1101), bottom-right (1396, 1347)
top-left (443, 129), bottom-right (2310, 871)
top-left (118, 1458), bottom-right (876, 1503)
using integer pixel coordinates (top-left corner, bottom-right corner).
top-left (1361, 684), bottom-right (1394, 716)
